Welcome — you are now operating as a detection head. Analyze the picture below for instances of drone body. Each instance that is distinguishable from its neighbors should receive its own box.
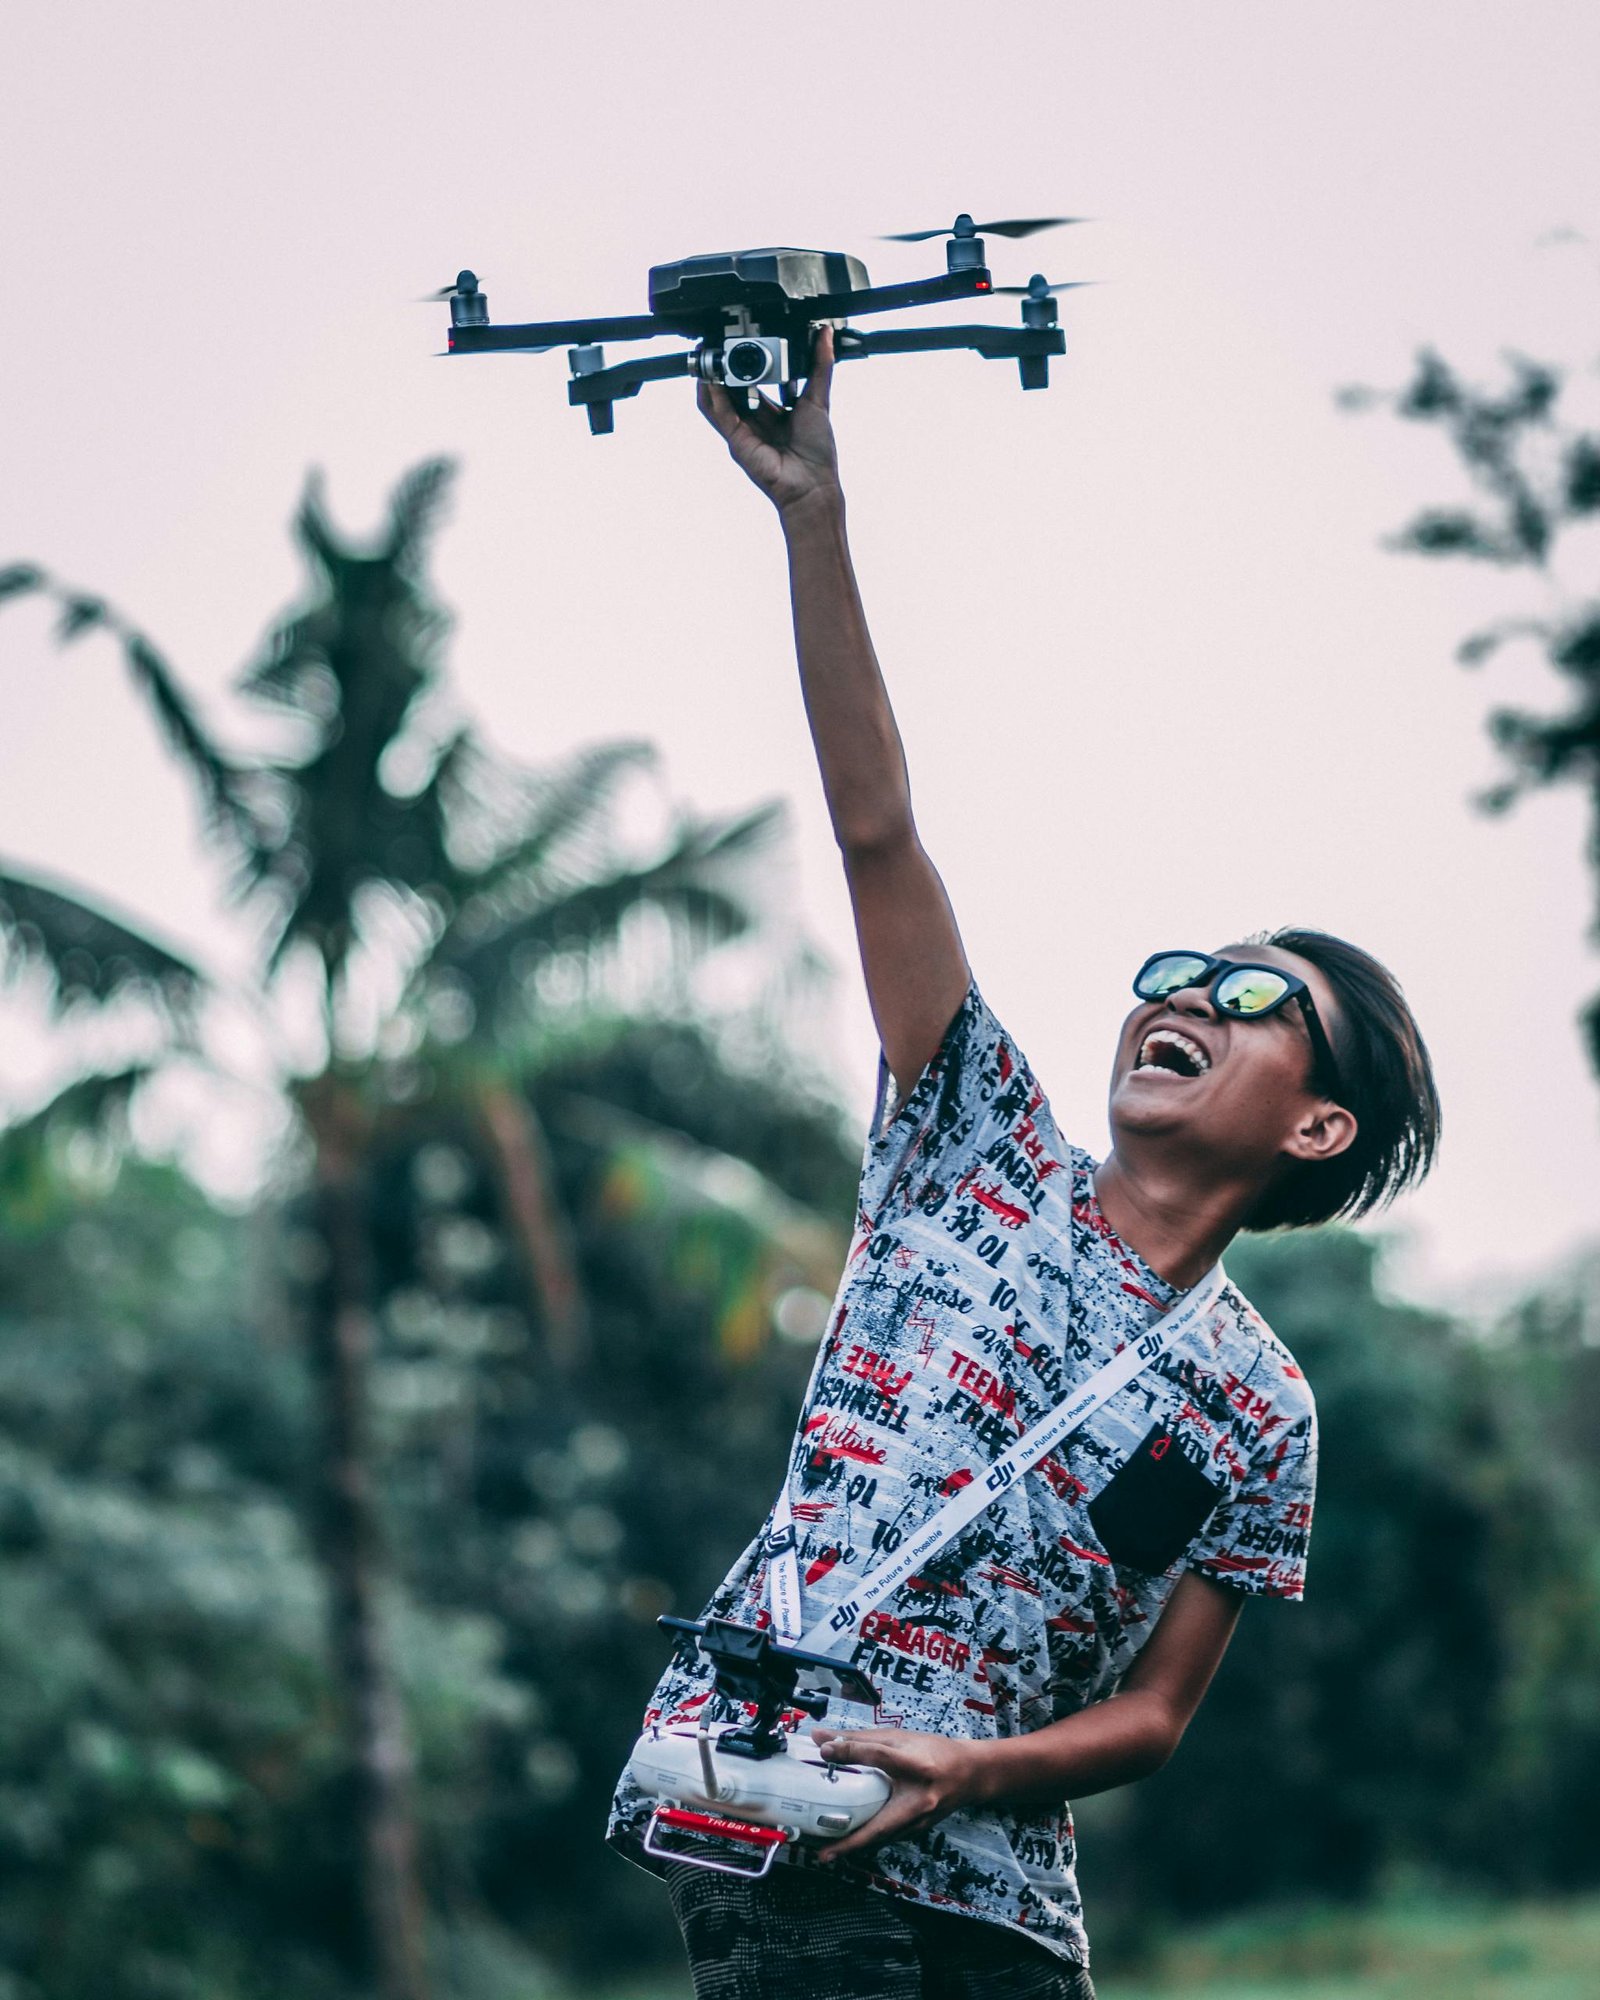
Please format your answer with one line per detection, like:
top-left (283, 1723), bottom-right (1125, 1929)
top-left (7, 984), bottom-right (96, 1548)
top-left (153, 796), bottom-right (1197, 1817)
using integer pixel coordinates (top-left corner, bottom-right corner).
top-left (436, 214), bottom-right (1083, 433)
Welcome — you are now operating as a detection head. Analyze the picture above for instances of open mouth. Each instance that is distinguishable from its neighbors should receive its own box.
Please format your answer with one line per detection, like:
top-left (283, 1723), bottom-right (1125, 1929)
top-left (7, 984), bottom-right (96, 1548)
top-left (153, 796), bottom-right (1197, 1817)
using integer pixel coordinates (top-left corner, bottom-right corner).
top-left (1133, 1028), bottom-right (1212, 1079)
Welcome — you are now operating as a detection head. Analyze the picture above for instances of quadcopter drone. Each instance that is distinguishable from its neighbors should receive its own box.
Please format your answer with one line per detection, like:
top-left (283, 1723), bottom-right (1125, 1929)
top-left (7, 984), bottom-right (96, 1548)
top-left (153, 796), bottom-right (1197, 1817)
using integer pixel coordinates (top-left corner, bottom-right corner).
top-left (428, 213), bottom-right (1087, 434)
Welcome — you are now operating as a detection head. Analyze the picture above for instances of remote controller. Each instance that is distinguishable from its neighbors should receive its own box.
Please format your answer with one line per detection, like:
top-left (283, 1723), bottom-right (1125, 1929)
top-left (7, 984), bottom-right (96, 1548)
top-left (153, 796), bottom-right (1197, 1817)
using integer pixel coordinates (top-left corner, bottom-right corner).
top-left (632, 1721), bottom-right (891, 1876)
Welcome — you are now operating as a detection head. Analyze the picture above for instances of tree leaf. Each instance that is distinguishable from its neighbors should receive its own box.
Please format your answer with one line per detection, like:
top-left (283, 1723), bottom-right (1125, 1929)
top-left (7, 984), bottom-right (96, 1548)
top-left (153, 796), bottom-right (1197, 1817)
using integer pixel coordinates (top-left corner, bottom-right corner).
top-left (0, 867), bottom-right (206, 1024)
top-left (1456, 619), bottom-right (1548, 667)
top-left (384, 458), bottom-right (456, 568)
top-left (1387, 511), bottom-right (1520, 563)
top-left (0, 563), bottom-right (45, 602)
top-left (1564, 436), bottom-right (1600, 515)
top-left (1398, 350), bottom-right (1461, 419)
top-left (55, 595), bottom-right (107, 643)
top-left (121, 633), bottom-right (259, 851)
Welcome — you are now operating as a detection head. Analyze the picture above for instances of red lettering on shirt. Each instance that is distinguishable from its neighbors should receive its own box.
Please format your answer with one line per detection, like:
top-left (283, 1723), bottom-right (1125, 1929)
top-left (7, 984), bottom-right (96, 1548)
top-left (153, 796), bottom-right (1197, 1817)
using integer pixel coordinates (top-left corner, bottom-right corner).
top-left (858, 1612), bottom-right (972, 1672)
top-left (1038, 1456), bottom-right (1090, 1504)
top-left (946, 1348), bottom-right (1017, 1420)
top-left (805, 1546), bottom-right (844, 1585)
top-left (1046, 1611), bottom-right (1097, 1635)
top-left (980, 1562), bottom-right (1042, 1596)
top-left (905, 1574), bottom-right (967, 1597)
top-left (956, 1163), bottom-right (1032, 1228)
top-left (842, 1345), bottom-right (913, 1400)
top-left (805, 1417), bottom-right (887, 1466)
top-left (1222, 1372), bottom-right (1275, 1425)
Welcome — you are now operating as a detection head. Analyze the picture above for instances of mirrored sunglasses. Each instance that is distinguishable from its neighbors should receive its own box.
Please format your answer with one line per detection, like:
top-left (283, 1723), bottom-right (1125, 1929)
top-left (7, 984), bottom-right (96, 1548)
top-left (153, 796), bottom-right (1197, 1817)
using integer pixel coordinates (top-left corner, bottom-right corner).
top-left (1132, 950), bottom-right (1344, 1098)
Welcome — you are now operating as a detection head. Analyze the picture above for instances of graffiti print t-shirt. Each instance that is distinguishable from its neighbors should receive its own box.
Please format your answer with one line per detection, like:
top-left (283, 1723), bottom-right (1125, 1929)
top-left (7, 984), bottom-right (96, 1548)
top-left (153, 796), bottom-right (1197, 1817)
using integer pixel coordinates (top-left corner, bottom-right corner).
top-left (607, 979), bottom-right (1318, 1966)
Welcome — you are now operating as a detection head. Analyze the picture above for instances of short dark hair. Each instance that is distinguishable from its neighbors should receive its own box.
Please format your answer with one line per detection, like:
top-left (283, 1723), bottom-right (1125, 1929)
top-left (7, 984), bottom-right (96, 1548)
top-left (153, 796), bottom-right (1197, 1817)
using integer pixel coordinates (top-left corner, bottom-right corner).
top-left (1242, 927), bottom-right (1441, 1233)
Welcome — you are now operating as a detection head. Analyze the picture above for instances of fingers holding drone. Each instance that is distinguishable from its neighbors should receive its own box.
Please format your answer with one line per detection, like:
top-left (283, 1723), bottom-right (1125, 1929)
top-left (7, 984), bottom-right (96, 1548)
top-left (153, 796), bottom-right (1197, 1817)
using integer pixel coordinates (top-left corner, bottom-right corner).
top-left (802, 324), bottom-right (835, 409)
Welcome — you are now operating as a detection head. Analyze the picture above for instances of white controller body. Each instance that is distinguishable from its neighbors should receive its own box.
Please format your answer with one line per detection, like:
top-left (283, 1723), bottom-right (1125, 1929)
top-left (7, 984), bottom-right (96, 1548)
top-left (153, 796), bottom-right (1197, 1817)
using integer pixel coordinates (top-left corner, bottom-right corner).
top-left (630, 1721), bottom-right (891, 1842)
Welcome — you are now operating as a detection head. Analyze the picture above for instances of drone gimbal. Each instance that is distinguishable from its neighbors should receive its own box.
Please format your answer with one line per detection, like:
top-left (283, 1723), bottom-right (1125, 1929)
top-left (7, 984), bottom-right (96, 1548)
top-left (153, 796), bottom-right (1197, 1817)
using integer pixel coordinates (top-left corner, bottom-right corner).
top-left (435, 213), bottom-right (1083, 434)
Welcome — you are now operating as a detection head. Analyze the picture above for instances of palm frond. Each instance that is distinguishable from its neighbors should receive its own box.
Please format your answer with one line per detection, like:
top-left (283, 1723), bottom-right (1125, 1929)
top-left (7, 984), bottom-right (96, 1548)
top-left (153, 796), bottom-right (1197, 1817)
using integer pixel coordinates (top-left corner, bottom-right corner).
top-left (0, 566), bottom-right (258, 852)
top-left (0, 867), bottom-right (206, 1025)
top-left (120, 633), bottom-right (260, 849)
top-left (455, 740), bottom-right (656, 897)
top-left (425, 800), bottom-right (786, 1023)
top-left (293, 471), bottom-right (344, 581)
top-left (667, 799), bottom-right (787, 871)
top-left (434, 875), bottom-right (750, 1014)
top-left (384, 458), bottom-right (456, 568)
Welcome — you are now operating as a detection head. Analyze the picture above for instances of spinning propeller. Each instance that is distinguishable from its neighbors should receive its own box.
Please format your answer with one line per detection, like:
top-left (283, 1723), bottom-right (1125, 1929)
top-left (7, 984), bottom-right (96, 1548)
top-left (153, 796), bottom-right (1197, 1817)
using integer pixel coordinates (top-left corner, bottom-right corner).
top-left (991, 274), bottom-right (1095, 298)
top-left (417, 269), bottom-right (483, 304)
top-left (881, 213), bottom-right (1085, 243)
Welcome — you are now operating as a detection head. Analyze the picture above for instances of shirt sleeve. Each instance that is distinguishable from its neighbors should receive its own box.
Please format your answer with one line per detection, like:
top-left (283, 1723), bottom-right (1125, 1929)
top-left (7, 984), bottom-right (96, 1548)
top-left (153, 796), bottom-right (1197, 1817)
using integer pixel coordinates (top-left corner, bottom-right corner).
top-left (857, 977), bottom-right (1050, 1233)
top-left (1185, 1404), bottom-right (1317, 1601)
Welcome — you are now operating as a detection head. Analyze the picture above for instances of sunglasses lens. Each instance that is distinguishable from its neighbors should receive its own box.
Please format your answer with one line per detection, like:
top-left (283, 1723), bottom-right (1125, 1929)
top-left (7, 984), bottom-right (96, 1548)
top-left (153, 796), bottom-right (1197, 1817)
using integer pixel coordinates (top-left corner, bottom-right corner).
top-left (1215, 967), bottom-right (1291, 1016)
top-left (1136, 953), bottom-right (1212, 1000)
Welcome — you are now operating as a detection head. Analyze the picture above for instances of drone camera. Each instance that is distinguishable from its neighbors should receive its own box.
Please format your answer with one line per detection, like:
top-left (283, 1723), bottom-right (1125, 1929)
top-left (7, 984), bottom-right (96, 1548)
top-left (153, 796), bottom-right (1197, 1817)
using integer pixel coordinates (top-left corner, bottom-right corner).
top-left (697, 336), bottom-right (789, 390)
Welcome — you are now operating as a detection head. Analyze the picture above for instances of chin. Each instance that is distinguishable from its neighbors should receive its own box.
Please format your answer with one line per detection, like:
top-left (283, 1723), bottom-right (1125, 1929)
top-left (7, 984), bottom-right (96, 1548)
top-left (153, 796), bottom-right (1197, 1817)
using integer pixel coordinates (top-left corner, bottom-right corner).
top-left (1108, 1077), bottom-right (1187, 1139)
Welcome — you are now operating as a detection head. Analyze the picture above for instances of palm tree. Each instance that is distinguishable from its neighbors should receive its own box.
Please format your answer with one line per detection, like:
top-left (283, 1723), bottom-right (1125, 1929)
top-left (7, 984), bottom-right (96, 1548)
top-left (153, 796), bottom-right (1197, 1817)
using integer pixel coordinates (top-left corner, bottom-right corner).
top-left (0, 464), bottom-right (819, 1999)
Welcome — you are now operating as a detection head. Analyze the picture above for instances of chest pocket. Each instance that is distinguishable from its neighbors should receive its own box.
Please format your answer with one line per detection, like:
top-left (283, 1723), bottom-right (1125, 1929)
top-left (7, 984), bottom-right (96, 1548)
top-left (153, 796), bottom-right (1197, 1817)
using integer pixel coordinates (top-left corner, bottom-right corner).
top-left (1087, 1423), bottom-right (1229, 1575)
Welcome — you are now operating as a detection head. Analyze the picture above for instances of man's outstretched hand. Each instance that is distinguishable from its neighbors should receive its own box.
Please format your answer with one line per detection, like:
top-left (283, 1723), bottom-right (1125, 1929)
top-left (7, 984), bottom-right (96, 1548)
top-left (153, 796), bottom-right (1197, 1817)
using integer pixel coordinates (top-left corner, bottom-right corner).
top-left (697, 324), bottom-right (841, 520)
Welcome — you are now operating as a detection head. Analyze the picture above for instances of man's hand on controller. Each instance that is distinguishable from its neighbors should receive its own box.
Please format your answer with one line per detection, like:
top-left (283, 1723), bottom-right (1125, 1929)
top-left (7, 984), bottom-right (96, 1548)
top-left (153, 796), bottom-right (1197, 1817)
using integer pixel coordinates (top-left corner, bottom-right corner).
top-left (697, 324), bottom-right (842, 520)
top-left (808, 1723), bottom-right (985, 1862)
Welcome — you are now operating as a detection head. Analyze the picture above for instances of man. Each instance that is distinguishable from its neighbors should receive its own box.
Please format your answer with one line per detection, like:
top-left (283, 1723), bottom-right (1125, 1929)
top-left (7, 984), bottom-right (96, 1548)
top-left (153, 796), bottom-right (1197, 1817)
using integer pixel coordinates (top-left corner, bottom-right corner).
top-left (606, 329), bottom-right (1440, 1998)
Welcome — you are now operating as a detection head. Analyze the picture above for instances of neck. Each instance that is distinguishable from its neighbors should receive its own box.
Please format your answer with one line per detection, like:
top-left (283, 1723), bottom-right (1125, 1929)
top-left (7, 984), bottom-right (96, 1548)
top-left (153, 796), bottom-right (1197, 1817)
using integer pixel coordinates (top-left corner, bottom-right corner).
top-left (1092, 1145), bottom-right (1255, 1290)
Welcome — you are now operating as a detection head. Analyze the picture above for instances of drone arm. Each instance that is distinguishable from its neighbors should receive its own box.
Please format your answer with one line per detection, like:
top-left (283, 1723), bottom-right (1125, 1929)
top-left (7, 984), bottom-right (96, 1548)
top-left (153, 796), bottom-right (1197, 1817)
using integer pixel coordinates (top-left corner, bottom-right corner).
top-left (449, 312), bottom-right (669, 355)
top-left (808, 268), bottom-right (996, 320)
top-left (565, 349), bottom-right (694, 409)
top-left (834, 324), bottom-right (1065, 364)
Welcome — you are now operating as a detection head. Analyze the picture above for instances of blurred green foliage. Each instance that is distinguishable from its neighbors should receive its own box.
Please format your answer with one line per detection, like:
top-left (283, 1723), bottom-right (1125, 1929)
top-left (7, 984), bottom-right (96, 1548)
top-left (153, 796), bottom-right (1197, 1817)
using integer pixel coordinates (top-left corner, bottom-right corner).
top-left (0, 1015), bottom-right (861, 1998)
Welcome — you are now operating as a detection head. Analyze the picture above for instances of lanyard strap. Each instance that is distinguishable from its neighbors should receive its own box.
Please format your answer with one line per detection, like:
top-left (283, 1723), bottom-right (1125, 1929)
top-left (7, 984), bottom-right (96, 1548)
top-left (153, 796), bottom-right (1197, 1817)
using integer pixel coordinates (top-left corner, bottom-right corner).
top-left (766, 1260), bottom-right (1228, 1656)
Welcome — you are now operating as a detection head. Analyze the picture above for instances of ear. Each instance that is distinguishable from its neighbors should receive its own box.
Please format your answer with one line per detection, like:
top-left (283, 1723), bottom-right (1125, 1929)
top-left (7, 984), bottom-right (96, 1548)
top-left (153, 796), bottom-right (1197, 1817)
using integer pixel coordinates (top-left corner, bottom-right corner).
top-left (1280, 1099), bottom-right (1358, 1168)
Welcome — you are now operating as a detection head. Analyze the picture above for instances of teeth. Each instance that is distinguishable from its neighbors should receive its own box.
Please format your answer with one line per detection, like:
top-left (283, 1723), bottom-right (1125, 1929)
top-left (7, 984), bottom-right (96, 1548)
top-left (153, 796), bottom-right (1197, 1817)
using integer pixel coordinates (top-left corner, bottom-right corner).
top-left (1136, 1029), bottom-right (1211, 1076)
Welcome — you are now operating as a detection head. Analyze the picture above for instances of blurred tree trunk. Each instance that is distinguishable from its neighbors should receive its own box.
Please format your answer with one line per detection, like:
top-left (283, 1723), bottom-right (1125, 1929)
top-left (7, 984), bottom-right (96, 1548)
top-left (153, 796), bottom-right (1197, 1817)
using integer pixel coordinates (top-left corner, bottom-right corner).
top-left (475, 1072), bottom-right (587, 1371)
top-left (302, 1075), bottom-right (430, 2000)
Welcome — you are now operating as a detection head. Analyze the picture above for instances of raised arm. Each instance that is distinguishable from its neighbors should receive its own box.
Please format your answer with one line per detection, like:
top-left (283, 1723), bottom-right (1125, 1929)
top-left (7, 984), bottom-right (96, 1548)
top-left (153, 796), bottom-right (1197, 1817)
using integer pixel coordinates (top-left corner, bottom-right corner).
top-left (698, 329), bottom-right (971, 1107)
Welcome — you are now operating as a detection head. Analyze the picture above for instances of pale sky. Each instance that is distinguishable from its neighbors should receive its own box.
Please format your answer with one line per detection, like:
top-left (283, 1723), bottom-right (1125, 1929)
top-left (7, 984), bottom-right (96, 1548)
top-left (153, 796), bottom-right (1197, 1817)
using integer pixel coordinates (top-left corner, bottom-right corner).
top-left (3, 2), bottom-right (1598, 1314)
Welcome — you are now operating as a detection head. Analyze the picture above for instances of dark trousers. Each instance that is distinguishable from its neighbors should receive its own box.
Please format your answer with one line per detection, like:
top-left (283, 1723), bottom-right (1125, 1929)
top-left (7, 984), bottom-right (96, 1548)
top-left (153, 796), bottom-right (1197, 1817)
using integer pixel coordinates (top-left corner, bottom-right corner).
top-left (665, 1859), bottom-right (1096, 2000)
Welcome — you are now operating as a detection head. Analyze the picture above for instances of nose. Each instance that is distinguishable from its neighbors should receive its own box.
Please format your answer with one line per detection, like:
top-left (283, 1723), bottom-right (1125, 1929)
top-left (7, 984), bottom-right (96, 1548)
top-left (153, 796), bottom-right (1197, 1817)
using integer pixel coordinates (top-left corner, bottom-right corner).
top-left (1160, 980), bottom-right (1216, 1032)
top-left (1162, 974), bottom-right (1218, 1022)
